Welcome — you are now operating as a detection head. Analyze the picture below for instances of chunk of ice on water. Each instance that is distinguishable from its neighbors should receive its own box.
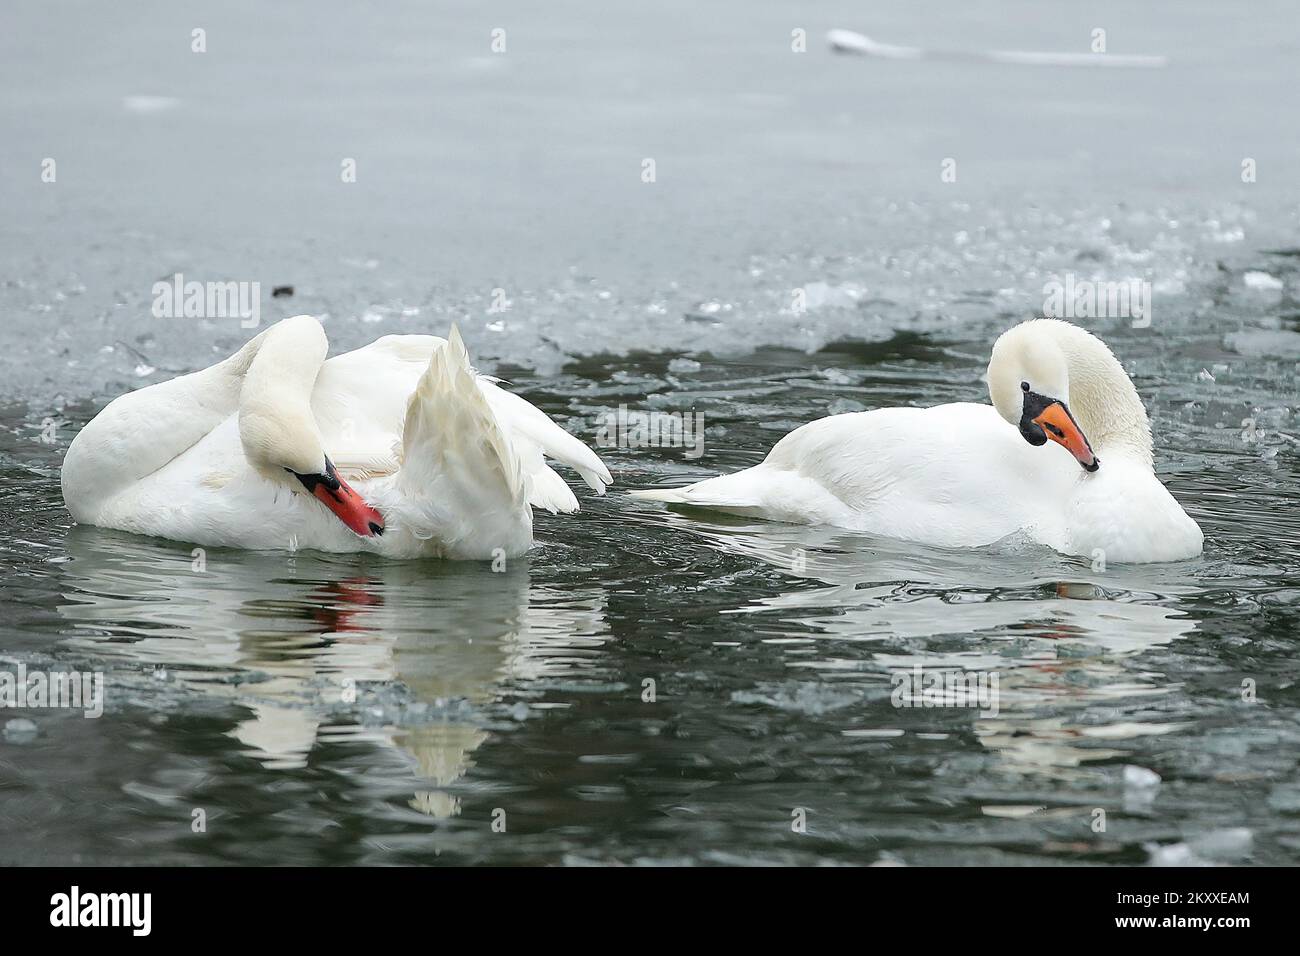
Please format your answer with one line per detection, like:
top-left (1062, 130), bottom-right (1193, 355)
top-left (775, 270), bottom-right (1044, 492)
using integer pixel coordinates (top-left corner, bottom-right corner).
top-left (3, 718), bottom-right (38, 742)
top-left (1146, 828), bottom-right (1253, 867)
top-left (1123, 764), bottom-right (1161, 813)
top-left (1243, 270), bottom-right (1283, 291)
top-left (1190, 827), bottom-right (1254, 861)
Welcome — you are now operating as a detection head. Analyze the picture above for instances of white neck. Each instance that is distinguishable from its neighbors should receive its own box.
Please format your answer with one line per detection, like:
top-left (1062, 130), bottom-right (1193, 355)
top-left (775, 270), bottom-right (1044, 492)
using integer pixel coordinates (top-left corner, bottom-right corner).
top-left (1041, 321), bottom-right (1153, 467)
top-left (238, 315), bottom-right (330, 475)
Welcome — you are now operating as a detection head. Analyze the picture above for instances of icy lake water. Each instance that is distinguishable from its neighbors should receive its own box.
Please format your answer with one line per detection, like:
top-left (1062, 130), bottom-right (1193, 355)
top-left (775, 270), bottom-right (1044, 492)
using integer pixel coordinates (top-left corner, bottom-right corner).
top-left (1, 1), bottom-right (1299, 864)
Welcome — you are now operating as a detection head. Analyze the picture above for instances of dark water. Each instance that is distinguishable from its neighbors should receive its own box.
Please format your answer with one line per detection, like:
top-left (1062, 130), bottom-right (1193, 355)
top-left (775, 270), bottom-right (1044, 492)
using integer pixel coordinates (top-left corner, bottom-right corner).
top-left (4, 324), bottom-right (1300, 865)
top-left (2, 1), bottom-right (1300, 865)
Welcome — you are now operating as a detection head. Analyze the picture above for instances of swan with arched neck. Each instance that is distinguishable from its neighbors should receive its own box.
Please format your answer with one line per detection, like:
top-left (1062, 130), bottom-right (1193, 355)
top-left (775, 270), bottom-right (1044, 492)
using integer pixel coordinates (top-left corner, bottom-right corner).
top-left (62, 315), bottom-right (611, 559)
top-left (630, 320), bottom-right (1202, 564)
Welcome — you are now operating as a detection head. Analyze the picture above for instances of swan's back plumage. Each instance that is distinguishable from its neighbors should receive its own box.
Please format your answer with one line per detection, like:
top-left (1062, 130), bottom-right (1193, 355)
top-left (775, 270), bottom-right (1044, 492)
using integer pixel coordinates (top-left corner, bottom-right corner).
top-left (633, 403), bottom-right (1075, 547)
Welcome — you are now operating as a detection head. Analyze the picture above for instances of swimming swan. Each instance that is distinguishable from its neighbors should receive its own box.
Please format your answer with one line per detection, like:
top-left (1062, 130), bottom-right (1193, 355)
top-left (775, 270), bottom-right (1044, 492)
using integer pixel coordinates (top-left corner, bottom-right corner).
top-left (62, 315), bottom-right (611, 559)
top-left (630, 320), bottom-right (1203, 564)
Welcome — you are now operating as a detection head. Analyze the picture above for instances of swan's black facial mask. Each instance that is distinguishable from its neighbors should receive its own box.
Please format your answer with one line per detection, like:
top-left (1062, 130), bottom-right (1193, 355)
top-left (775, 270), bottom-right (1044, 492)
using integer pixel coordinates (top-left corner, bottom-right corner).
top-left (1019, 391), bottom-right (1099, 472)
top-left (289, 457), bottom-right (385, 536)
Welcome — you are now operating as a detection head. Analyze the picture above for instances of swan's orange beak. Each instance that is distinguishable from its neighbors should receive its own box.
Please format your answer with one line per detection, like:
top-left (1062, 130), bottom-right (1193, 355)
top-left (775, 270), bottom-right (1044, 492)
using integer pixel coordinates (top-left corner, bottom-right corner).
top-left (1033, 402), bottom-right (1099, 472)
top-left (293, 459), bottom-right (385, 537)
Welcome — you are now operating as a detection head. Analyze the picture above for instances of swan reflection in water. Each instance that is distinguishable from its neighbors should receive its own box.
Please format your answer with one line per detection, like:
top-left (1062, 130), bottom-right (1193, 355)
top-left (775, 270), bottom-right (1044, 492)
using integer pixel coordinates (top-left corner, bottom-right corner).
top-left (639, 507), bottom-right (1202, 780)
top-left (56, 527), bottom-right (609, 817)
top-left (56, 501), bottom-right (1204, 823)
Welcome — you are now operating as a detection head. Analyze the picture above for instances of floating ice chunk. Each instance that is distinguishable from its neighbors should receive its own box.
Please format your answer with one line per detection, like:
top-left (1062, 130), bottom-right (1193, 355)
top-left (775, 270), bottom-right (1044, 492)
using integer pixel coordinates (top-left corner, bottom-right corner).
top-left (982, 805), bottom-right (1045, 818)
top-left (1079, 721), bottom-right (1187, 739)
top-left (3, 718), bottom-right (38, 742)
top-left (508, 702), bottom-right (530, 721)
top-left (828, 397), bottom-right (868, 415)
top-left (801, 281), bottom-right (865, 311)
top-left (1145, 842), bottom-right (1200, 867)
top-left (1146, 828), bottom-right (1253, 866)
top-left (826, 28), bottom-right (1167, 68)
top-left (1190, 827), bottom-right (1254, 862)
top-left (1122, 764), bottom-right (1161, 813)
top-left (1243, 270), bottom-right (1283, 291)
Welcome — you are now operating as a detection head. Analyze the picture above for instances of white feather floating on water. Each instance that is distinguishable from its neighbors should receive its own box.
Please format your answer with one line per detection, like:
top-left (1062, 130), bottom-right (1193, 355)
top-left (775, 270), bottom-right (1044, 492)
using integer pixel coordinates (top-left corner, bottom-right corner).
top-left (827, 29), bottom-right (1168, 69)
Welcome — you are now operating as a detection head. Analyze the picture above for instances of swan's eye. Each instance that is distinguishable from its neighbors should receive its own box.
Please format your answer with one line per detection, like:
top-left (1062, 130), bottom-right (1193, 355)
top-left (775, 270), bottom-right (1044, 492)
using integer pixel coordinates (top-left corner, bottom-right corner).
top-left (1020, 381), bottom-right (1030, 392)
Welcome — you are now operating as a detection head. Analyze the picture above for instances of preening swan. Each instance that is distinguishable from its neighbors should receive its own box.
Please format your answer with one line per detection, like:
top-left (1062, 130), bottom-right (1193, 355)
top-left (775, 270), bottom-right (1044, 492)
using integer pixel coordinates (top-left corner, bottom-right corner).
top-left (631, 320), bottom-right (1203, 564)
top-left (62, 315), bottom-right (611, 559)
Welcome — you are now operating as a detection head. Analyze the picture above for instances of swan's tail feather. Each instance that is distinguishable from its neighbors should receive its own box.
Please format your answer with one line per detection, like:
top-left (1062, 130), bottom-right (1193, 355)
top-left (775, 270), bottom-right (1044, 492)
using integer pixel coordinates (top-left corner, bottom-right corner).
top-left (478, 382), bottom-right (612, 496)
top-left (627, 487), bottom-right (693, 504)
top-left (628, 472), bottom-right (762, 509)
top-left (396, 325), bottom-right (531, 555)
top-left (529, 464), bottom-right (581, 514)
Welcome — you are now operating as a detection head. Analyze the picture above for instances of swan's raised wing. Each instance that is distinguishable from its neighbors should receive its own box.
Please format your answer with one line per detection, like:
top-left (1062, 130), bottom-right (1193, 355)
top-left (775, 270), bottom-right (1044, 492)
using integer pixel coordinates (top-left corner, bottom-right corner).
top-left (394, 327), bottom-right (530, 556)
top-left (478, 382), bottom-right (612, 512)
top-left (312, 334), bottom-right (447, 479)
top-left (314, 330), bottom-right (611, 513)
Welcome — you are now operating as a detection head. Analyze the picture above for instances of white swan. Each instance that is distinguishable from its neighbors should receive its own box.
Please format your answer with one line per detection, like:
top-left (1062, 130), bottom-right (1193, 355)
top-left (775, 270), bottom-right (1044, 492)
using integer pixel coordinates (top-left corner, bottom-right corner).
top-left (62, 315), bottom-right (611, 559)
top-left (630, 319), bottom-right (1203, 564)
